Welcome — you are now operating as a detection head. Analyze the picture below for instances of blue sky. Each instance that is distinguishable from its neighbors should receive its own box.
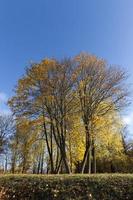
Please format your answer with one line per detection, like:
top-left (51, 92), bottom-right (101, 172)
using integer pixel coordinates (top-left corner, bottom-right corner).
top-left (0, 0), bottom-right (133, 137)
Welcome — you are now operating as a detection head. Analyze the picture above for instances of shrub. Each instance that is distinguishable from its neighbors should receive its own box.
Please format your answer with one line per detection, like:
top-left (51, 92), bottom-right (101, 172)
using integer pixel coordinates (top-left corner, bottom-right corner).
top-left (0, 174), bottom-right (132, 200)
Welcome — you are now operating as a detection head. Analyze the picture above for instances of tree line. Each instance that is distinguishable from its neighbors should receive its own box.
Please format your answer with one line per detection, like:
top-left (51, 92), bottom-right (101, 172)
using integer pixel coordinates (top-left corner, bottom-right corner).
top-left (0, 53), bottom-right (133, 174)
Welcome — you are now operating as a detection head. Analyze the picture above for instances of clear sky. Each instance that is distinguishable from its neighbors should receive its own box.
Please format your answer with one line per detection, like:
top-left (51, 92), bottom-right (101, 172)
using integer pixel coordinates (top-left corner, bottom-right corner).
top-left (0, 0), bottom-right (133, 137)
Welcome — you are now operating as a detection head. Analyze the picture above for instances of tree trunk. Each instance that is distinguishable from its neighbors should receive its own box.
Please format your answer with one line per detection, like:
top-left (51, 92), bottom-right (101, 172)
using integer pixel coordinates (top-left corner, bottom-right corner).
top-left (43, 120), bottom-right (55, 174)
top-left (92, 140), bottom-right (96, 173)
top-left (81, 144), bottom-right (91, 173)
top-left (40, 152), bottom-right (44, 174)
top-left (81, 124), bottom-right (92, 174)
top-left (5, 155), bottom-right (8, 173)
top-left (11, 155), bottom-right (16, 174)
top-left (22, 156), bottom-right (26, 174)
top-left (61, 143), bottom-right (71, 173)
top-left (37, 155), bottom-right (41, 174)
top-left (56, 157), bottom-right (62, 174)
top-left (68, 131), bottom-right (73, 172)
top-left (53, 121), bottom-right (71, 174)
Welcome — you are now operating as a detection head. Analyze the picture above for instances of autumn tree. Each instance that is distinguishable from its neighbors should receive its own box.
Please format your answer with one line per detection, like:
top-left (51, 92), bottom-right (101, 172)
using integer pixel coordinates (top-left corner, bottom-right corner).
top-left (10, 118), bottom-right (40, 173)
top-left (8, 53), bottom-right (129, 174)
top-left (74, 53), bottom-right (128, 173)
top-left (0, 115), bottom-right (14, 154)
top-left (8, 59), bottom-right (77, 173)
top-left (93, 109), bottom-right (125, 173)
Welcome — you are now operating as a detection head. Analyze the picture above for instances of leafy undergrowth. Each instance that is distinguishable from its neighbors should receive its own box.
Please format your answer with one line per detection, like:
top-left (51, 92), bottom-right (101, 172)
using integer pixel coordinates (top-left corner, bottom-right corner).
top-left (0, 174), bottom-right (132, 200)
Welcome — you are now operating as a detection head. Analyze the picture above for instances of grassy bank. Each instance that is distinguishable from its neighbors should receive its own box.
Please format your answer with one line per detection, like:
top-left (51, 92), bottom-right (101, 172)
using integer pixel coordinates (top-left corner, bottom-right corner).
top-left (0, 174), bottom-right (132, 200)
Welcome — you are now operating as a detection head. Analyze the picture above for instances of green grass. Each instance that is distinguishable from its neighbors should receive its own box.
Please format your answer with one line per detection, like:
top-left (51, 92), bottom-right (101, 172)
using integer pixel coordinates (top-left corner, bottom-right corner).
top-left (0, 174), bottom-right (133, 199)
